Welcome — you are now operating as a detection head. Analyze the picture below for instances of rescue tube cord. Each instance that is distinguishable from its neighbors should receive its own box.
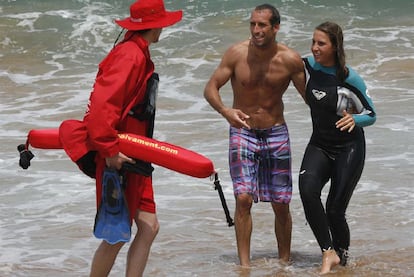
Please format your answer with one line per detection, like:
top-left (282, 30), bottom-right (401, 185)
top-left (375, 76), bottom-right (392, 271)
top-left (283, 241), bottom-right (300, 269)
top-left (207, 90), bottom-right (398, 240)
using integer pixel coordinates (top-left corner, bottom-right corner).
top-left (213, 173), bottom-right (234, 227)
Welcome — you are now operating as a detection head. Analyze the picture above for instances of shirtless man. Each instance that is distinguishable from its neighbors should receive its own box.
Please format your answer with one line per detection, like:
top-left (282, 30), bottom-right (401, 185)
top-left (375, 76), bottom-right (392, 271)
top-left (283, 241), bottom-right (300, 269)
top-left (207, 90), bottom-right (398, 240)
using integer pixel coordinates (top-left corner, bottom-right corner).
top-left (204, 4), bottom-right (304, 266)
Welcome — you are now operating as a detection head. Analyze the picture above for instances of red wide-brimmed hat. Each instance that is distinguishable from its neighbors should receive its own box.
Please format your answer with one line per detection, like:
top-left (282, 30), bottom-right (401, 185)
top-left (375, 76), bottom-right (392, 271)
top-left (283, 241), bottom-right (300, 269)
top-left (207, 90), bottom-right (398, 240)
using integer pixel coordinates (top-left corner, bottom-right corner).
top-left (115, 0), bottom-right (183, 31)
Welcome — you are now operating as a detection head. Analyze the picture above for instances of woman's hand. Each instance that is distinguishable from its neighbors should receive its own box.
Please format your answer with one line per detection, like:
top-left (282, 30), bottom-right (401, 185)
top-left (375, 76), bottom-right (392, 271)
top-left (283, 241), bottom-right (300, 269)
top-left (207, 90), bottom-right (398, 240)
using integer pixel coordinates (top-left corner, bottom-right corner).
top-left (336, 110), bottom-right (355, 133)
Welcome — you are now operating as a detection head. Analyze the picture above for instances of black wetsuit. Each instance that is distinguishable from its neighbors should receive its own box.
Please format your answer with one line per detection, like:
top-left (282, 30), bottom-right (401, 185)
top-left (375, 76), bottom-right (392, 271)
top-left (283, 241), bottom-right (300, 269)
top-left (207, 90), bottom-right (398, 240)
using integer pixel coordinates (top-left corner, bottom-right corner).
top-left (299, 56), bottom-right (376, 260)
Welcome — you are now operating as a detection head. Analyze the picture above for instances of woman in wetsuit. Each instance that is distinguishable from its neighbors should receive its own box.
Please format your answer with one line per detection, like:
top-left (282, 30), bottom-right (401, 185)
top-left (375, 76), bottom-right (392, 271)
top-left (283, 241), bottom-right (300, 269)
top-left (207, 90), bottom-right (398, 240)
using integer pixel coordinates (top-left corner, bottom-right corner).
top-left (299, 22), bottom-right (376, 274)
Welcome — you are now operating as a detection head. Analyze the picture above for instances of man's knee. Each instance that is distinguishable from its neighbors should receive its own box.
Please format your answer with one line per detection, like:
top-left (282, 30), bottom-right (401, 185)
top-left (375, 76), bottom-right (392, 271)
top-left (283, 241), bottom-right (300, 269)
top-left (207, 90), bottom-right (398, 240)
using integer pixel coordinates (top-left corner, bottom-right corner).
top-left (271, 203), bottom-right (291, 223)
top-left (152, 219), bottom-right (160, 236)
top-left (136, 211), bottom-right (160, 238)
top-left (235, 193), bottom-right (253, 214)
top-left (146, 217), bottom-right (160, 238)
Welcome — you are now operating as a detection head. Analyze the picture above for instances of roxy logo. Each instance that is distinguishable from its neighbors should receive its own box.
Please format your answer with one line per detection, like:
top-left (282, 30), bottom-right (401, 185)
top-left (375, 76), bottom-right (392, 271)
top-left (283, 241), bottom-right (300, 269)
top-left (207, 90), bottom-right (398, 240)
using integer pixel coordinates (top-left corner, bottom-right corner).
top-left (312, 89), bottom-right (326, 100)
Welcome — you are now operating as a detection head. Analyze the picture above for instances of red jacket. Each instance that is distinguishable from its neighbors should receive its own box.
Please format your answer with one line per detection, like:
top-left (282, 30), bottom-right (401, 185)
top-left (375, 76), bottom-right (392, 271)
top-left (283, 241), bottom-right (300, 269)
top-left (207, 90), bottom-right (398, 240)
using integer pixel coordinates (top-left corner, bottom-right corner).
top-left (60, 33), bottom-right (154, 173)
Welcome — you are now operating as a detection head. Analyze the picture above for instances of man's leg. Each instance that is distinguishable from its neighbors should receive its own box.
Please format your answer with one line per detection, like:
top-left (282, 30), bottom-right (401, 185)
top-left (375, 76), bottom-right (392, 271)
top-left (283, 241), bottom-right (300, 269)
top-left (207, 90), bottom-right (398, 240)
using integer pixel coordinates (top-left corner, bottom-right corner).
top-left (234, 193), bottom-right (253, 267)
top-left (126, 210), bottom-right (159, 277)
top-left (271, 202), bottom-right (292, 262)
top-left (90, 241), bottom-right (124, 277)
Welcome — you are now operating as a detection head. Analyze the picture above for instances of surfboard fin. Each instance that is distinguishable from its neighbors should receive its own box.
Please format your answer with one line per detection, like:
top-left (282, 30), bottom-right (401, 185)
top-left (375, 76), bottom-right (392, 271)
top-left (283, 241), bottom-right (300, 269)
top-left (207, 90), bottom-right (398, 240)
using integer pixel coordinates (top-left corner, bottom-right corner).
top-left (93, 168), bottom-right (131, 244)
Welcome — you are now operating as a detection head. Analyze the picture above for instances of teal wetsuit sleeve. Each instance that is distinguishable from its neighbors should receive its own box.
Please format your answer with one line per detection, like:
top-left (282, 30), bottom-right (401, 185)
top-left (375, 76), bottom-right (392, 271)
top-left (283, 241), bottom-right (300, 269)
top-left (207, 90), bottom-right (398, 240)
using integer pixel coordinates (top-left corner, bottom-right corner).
top-left (346, 68), bottom-right (376, 127)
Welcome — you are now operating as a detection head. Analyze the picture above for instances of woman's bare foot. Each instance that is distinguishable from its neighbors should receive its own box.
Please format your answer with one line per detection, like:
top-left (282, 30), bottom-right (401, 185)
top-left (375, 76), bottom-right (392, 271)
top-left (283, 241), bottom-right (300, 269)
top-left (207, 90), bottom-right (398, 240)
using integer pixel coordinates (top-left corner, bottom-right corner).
top-left (320, 249), bottom-right (340, 275)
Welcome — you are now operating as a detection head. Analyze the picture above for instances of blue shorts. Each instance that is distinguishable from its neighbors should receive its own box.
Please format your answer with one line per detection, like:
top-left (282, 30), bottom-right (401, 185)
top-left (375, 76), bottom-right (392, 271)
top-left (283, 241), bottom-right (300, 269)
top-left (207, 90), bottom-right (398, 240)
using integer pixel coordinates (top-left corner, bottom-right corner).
top-left (229, 124), bottom-right (292, 204)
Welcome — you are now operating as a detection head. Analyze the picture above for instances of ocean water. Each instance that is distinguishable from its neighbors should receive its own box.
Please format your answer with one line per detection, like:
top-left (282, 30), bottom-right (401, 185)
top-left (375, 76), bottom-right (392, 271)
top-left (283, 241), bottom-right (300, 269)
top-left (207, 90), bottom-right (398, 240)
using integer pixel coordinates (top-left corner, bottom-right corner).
top-left (1, 0), bottom-right (413, 276)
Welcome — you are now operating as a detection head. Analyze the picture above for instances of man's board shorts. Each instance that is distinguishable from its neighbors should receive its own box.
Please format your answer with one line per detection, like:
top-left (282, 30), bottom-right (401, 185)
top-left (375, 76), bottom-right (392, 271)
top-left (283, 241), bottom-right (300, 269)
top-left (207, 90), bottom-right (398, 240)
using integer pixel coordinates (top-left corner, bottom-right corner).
top-left (229, 124), bottom-right (292, 204)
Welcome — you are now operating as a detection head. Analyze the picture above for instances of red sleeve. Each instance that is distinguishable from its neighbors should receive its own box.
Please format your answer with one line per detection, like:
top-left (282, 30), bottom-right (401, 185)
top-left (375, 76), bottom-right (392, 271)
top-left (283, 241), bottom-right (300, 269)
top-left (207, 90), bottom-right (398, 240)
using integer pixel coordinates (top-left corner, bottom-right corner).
top-left (85, 42), bottom-right (147, 158)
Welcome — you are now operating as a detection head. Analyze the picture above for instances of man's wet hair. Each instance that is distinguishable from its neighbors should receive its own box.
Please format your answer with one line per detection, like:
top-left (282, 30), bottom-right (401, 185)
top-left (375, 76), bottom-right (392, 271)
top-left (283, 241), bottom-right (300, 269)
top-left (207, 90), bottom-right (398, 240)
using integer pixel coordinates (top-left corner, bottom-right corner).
top-left (255, 4), bottom-right (281, 26)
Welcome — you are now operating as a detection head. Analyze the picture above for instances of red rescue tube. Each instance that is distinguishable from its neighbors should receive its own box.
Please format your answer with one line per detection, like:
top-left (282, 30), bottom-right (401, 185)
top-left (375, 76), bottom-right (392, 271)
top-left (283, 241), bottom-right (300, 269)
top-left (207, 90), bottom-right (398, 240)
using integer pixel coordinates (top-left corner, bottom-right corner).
top-left (26, 128), bottom-right (215, 178)
top-left (118, 133), bottom-right (214, 178)
top-left (28, 129), bottom-right (62, 149)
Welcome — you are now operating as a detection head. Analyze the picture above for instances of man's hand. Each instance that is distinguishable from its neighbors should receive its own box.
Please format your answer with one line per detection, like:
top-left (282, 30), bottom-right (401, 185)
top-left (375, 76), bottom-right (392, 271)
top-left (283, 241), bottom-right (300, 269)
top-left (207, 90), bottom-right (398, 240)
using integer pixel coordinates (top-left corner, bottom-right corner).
top-left (105, 152), bottom-right (135, 170)
top-left (336, 110), bottom-right (355, 133)
top-left (221, 108), bottom-right (251, 129)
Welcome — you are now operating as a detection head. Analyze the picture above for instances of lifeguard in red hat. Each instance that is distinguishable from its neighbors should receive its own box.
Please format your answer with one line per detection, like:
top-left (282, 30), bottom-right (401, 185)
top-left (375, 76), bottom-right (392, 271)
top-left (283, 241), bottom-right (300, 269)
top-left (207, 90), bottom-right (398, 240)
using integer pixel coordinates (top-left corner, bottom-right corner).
top-left (59, 1), bottom-right (182, 276)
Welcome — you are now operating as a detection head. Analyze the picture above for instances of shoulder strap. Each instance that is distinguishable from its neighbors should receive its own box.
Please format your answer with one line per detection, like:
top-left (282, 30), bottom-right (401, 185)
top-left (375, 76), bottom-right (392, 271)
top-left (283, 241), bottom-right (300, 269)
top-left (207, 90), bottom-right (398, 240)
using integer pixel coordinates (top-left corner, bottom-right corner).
top-left (128, 72), bottom-right (159, 138)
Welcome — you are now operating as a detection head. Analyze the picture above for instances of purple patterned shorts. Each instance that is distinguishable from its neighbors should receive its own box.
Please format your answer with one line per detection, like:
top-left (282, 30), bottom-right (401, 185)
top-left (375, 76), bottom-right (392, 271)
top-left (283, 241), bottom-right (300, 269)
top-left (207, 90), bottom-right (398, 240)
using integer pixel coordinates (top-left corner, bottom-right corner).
top-left (229, 124), bottom-right (292, 204)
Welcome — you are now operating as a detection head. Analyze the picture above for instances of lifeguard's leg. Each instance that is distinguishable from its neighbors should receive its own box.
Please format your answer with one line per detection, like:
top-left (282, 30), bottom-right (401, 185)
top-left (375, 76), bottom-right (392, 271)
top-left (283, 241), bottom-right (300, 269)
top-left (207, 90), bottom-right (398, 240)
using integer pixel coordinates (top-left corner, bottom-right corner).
top-left (126, 210), bottom-right (159, 277)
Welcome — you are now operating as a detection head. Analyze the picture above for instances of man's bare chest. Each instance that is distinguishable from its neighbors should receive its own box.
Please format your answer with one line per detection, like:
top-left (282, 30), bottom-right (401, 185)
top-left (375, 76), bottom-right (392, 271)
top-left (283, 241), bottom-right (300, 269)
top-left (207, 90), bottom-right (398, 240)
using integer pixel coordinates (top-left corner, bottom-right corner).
top-left (235, 64), bottom-right (289, 89)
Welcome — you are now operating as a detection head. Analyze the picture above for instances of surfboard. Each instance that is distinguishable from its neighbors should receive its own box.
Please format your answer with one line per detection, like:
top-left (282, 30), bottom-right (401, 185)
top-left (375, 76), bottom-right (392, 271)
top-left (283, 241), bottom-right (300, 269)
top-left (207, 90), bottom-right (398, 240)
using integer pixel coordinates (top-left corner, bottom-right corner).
top-left (24, 128), bottom-right (215, 178)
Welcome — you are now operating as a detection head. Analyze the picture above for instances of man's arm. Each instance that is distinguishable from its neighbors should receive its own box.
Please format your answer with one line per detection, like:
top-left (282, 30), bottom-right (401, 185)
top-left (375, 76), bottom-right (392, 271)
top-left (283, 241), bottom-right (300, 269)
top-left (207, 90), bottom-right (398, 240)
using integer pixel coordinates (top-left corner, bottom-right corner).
top-left (203, 45), bottom-right (237, 114)
top-left (204, 45), bottom-right (250, 129)
top-left (288, 50), bottom-right (306, 101)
